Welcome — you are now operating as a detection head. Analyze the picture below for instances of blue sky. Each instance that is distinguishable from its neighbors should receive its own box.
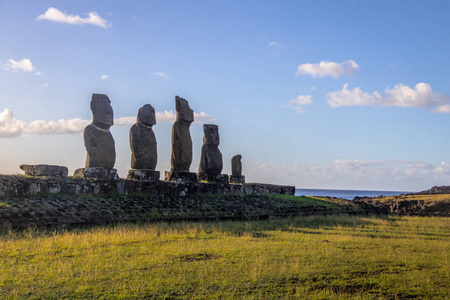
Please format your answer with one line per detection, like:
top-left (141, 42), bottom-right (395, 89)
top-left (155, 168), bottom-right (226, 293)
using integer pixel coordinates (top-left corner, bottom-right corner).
top-left (1, 0), bottom-right (450, 191)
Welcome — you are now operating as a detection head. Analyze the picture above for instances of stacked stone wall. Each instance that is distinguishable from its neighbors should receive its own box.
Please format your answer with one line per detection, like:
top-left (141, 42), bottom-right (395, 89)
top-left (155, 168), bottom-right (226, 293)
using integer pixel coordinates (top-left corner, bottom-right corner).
top-left (0, 175), bottom-right (295, 198)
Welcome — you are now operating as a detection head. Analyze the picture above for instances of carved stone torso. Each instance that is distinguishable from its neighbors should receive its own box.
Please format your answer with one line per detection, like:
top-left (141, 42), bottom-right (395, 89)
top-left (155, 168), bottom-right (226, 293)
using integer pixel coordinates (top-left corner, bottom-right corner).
top-left (130, 123), bottom-right (157, 170)
top-left (171, 120), bottom-right (192, 172)
top-left (199, 143), bottom-right (223, 175)
top-left (84, 124), bottom-right (116, 168)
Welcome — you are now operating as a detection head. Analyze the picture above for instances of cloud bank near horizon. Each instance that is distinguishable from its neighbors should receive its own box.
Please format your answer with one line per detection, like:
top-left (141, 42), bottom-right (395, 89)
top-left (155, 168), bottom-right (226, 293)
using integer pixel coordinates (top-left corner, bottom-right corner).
top-left (327, 82), bottom-right (450, 113)
top-left (0, 109), bottom-right (215, 138)
top-left (36, 7), bottom-right (111, 29)
top-left (247, 159), bottom-right (450, 191)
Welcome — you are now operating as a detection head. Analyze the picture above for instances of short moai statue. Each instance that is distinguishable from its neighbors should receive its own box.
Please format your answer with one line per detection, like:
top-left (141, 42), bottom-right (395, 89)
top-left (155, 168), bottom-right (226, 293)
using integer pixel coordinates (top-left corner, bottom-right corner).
top-left (127, 104), bottom-right (160, 181)
top-left (165, 96), bottom-right (197, 182)
top-left (229, 154), bottom-right (245, 184)
top-left (74, 94), bottom-right (118, 180)
top-left (198, 124), bottom-right (227, 183)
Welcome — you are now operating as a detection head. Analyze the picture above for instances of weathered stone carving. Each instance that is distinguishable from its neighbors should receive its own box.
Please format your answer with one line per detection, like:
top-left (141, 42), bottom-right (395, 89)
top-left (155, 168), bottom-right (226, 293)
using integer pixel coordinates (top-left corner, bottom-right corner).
top-left (229, 155), bottom-right (245, 184)
top-left (20, 164), bottom-right (68, 177)
top-left (127, 104), bottom-right (160, 181)
top-left (165, 96), bottom-right (197, 182)
top-left (75, 94), bottom-right (117, 180)
top-left (198, 124), bottom-right (225, 182)
top-left (84, 94), bottom-right (116, 168)
top-left (231, 155), bottom-right (242, 176)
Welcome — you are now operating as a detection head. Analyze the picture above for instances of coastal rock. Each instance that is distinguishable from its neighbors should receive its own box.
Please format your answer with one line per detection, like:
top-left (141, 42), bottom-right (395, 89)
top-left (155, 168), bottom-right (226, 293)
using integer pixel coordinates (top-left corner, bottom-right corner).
top-left (84, 94), bottom-right (116, 168)
top-left (130, 104), bottom-right (157, 170)
top-left (170, 96), bottom-right (194, 172)
top-left (20, 164), bottom-right (68, 177)
top-left (198, 124), bottom-right (223, 178)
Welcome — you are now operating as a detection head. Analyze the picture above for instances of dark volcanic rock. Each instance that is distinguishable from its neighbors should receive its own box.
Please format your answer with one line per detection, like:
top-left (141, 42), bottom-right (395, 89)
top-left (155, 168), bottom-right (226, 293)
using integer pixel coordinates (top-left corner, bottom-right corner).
top-left (170, 96), bottom-right (194, 172)
top-left (84, 94), bottom-right (116, 168)
top-left (198, 124), bottom-right (223, 177)
top-left (130, 104), bottom-right (157, 170)
top-left (231, 155), bottom-right (242, 176)
top-left (20, 164), bottom-right (68, 177)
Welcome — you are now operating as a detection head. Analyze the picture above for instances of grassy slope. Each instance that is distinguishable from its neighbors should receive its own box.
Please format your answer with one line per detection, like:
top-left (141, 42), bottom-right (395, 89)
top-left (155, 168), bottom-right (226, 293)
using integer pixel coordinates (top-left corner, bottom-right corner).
top-left (0, 194), bottom-right (363, 228)
top-left (0, 215), bottom-right (448, 299)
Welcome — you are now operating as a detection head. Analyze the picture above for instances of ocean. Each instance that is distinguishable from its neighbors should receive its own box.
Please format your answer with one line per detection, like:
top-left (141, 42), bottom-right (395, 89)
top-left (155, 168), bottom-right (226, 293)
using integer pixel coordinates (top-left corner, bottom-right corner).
top-left (295, 188), bottom-right (411, 200)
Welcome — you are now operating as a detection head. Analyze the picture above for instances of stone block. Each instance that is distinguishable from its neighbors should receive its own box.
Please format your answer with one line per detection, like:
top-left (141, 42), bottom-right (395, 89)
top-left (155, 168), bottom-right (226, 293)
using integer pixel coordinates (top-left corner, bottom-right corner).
top-left (165, 171), bottom-right (197, 183)
top-left (229, 175), bottom-right (245, 184)
top-left (198, 173), bottom-right (229, 184)
top-left (73, 167), bottom-right (119, 180)
top-left (127, 169), bottom-right (160, 181)
top-left (20, 164), bottom-right (68, 177)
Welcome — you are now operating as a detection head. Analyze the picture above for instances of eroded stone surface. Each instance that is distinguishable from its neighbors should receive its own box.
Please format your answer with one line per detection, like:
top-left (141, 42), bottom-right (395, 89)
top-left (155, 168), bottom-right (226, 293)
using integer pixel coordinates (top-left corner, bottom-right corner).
top-left (198, 124), bottom-right (223, 180)
top-left (73, 167), bottom-right (119, 180)
top-left (170, 96), bottom-right (194, 172)
top-left (231, 155), bottom-right (242, 176)
top-left (127, 169), bottom-right (160, 181)
top-left (229, 175), bottom-right (245, 184)
top-left (20, 164), bottom-right (68, 177)
top-left (130, 104), bottom-right (157, 170)
top-left (84, 94), bottom-right (116, 168)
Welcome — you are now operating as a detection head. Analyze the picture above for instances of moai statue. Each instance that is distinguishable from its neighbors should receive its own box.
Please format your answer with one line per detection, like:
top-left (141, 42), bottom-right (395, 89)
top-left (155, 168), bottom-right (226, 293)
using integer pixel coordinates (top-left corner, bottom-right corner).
top-left (127, 104), bottom-right (160, 181)
top-left (74, 94), bottom-right (118, 180)
top-left (198, 124), bottom-right (227, 183)
top-left (229, 154), bottom-right (245, 184)
top-left (165, 96), bottom-right (197, 182)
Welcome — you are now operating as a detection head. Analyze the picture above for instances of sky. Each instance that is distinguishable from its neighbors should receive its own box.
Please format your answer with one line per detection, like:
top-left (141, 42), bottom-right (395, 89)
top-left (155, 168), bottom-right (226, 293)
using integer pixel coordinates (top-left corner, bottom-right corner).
top-left (1, 0), bottom-right (450, 191)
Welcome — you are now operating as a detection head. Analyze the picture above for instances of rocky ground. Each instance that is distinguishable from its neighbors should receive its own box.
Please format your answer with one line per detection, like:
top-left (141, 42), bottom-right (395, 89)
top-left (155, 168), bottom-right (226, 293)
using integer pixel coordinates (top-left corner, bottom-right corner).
top-left (1, 190), bottom-right (448, 230)
top-left (0, 194), bottom-right (362, 229)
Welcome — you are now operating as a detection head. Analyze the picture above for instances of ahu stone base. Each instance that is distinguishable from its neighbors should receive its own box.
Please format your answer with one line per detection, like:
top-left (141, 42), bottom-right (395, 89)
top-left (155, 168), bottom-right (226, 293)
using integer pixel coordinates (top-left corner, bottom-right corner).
top-left (73, 167), bottom-right (119, 180)
top-left (0, 174), bottom-right (295, 197)
top-left (127, 169), bottom-right (160, 181)
top-left (229, 175), bottom-right (245, 184)
top-left (197, 173), bottom-right (228, 184)
top-left (20, 164), bottom-right (68, 177)
top-left (164, 171), bottom-right (198, 183)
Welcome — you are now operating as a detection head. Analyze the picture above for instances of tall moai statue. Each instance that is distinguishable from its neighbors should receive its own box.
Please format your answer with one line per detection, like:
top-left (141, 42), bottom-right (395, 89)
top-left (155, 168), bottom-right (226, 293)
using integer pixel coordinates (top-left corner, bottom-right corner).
top-left (198, 124), bottom-right (227, 183)
top-left (74, 94), bottom-right (118, 180)
top-left (165, 96), bottom-right (197, 182)
top-left (229, 154), bottom-right (245, 184)
top-left (127, 104), bottom-right (160, 181)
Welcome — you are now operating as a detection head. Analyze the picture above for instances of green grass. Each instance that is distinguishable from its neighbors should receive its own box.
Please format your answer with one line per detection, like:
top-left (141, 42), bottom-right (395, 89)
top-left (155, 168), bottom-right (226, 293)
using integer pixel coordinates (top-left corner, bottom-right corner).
top-left (1, 215), bottom-right (448, 299)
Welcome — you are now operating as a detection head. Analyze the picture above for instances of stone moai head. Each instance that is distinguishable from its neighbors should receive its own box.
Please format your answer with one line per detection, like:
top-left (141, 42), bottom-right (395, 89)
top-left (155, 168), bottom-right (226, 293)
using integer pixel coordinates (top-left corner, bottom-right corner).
top-left (91, 94), bottom-right (113, 127)
top-left (231, 154), bottom-right (242, 176)
top-left (137, 104), bottom-right (156, 126)
top-left (203, 124), bottom-right (219, 146)
top-left (175, 96), bottom-right (194, 123)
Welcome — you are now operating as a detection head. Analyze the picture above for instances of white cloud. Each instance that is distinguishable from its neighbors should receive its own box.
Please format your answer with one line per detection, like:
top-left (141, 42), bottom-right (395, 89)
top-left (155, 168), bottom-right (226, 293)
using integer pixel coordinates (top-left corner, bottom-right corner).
top-left (327, 84), bottom-right (380, 107)
top-left (0, 108), bottom-right (216, 137)
top-left (36, 7), bottom-right (111, 29)
top-left (3, 58), bottom-right (35, 73)
top-left (296, 60), bottom-right (359, 79)
top-left (39, 82), bottom-right (49, 89)
top-left (327, 82), bottom-right (450, 112)
top-left (152, 72), bottom-right (168, 81)
top-left (282, 95), bottom-right (313, 113)
top-left (101, 74), bottom-right (109, 80)
top-left (0, 109), bottom-right (27, 138)
top-left (247, 159), bottom-right (450, 191)
top-left (268, 41), bottom-right (286, 48)
top-left (35, 71), bottom-right (43, 76)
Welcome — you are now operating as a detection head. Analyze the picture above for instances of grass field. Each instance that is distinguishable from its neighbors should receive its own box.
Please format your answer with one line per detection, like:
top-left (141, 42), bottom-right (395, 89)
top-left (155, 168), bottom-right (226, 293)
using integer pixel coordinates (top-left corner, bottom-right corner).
top-left (1, 215), bottom-right (448, 299)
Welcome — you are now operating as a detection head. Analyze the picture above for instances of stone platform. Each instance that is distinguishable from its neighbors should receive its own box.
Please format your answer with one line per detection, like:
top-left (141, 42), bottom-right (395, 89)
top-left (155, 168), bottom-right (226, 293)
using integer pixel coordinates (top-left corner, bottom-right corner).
top-left (0, 175), bottom-right (295, 197)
